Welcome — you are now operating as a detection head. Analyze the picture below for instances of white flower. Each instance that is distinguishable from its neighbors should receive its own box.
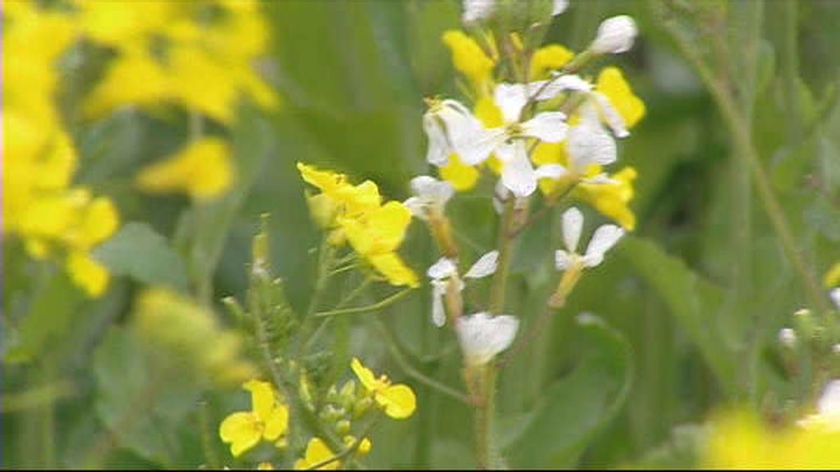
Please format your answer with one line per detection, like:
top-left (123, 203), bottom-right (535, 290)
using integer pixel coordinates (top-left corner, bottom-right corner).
top-left (830, 287), bottom-right (840, 309)
top-left (540, 104), bottom-right (618, 187)
top-left (590, 15), bottom-right (638, 55)
top-left (427, 251), bottom-right (499, 327)
top-left (778, 328), bottom-right (797, 348)
top-left (448, 83), bottom-right (568, 197)
top-left (552, 0), bottom-right (569, 16)
top-left (455, 312), bottom-right (519, 366)
top-left (555, 207), bottom-right (624, 271)
top-left (423, 99), bottom-right (484, 167)
top-left (462, 0), bottom-right (495, 24)
top-left (404, 176), bottom-right (454, 221)
top-left (798, 379), bottom-right (840, 432)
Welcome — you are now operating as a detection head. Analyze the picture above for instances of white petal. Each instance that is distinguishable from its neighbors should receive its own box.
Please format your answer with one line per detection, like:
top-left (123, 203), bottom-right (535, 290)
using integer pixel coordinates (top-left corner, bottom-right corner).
top-left (411, 175), bottom-right (454, 205)
top-left (497, 142), bottom-right (537, 197)
top-left (493, 179), bottom-right (510, 215)
top-left (431, 281), bottom-right (447, 327)
top-left (427, 257), bottom-right (457, 279)
top-left (591, 15), bottom-right (638, 55)
top-left (582, 224), bottom-right (624, 267)
top-left (529, 75), bottom-right (593, 100)
top-left (464, 250), bottom-right (499, 279)
top-left (818, 379), bottom-right (840, 416)
top-left (581, 173), bottom-right (618, 185)
top-left (830, 288), bottom-right (840, 310)
top-left (534, 164), bottom-right (567, 180)
top-left (455, 312), bottom-right (519, 366)
top-left (554, 250), bottom-right (573, 271)
top-left (567, 108), bottom-right (617, 170)
top-left (494, 83), bottom-right (529, 123)
top-left (403, 197), bottom-right (426, 220)
top-left (462, 0), bottom-right (495, 23)
top-left (423, 113), bottom-right (450, 166)
top-left (455, 128), bottom-right (506, 166)
top-left (561, 207), bottom-right (583, 252)
top-left (521, 112), bottom-right (568, 143)
top-left (552, 0), bottom-right (569, 16)
top-left (592, 92), bottom-right (630, 138)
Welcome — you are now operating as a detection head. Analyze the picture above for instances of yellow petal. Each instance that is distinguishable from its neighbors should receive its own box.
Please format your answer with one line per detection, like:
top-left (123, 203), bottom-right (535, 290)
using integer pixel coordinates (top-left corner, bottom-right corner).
top-left (439, 154), bottom-right (479, 192)
top-left (297, 162), bottom-right (346, 193)
top-left (595, 67), bottom-right (645, 129)
top-left (243, 380), bottom-right (275, 422)
top-left (219, 411), bottom-right (262, 457)
top-left (575, 167), bottom-right (637, 231)
top-left (378, 384), bottom-right (416, 419)
top-left (350, 358), bottom-right (377, 392)
top-left (529, 44), bottom-right (574, 80)
top-left (66, 251), bottom-right (109, 297)
top-left (80, 197), bottom-right (119, 249)
top-left (473, 95), bottom-right (504, 128)
top-left (135, 138), bottom-right (233, 200)
top-left (261, 404), bottom-right (289, 441)
top-left (367, 252), bottom-right (419, 288)
top-left (442, 30), bottom-right (494, 90)
top-left (295, 437), bottom-right (339, 470)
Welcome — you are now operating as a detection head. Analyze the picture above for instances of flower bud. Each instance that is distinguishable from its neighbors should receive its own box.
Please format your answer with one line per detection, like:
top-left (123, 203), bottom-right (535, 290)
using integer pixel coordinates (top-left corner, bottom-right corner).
top-left (335, 419), bottom-right (351, 436)
top-left (778, 328), bottom-right (797, 348)
top-left (353, 396), bottom-right (374, 419)
top-left (590, 15), bottom-right (637, 54)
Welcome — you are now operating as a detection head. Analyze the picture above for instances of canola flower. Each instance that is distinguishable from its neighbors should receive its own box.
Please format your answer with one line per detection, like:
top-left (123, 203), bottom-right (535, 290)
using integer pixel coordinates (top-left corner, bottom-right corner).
top-left (294, 437), bottom-right (339, 470)
top-left (3, 0), bottom-right (120, 297)
top-left (350, 358), bottom-right (416, 419)
top-left (219, 380), bottom-right (289, 458)
top-left (297, 163), bottom-right (418, 288)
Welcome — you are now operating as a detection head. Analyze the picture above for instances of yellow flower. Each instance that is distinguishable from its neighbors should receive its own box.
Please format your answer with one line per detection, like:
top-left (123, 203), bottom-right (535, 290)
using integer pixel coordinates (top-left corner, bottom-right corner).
top-left (703, 409), bottom-right (840, 469)
top-left (219, 380), bottom-right (289, 458)
top-left (439, 154), bottom-right (480, 191)
top-left (135, 138), bottom-right (234, 200)
top-left (66, 251), bottom-right (109, 298)
top-left (74, 0), bottom-right (181, 49)
top-left (574, 167), bottom-right (638, 231)
top-left (297, 162), bottom-right (382, 231)
top-left (340, 202), bottom-right (419, 288)
top-left (529, 44), bottom-right (574, 80)
top-left (442, 30), bottom-right (494, 92)
top-left (595, 67), bottom-right (645, 130)
top-left (294, 437), bottom-right (339, 470)
top-left (824, 262), bottom-right (840, 288)
top-left (350, 358), bottom-right (416, 419)
top-left (82, 48), bottom-right (171, 119)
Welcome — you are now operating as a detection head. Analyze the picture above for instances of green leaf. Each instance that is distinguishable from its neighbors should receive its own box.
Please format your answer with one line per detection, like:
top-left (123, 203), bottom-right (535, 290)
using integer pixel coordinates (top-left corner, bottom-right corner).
top-left (504, 314), bottom-right (634, 468)
top-left (93, 327), bottom-right (201, 466)
top-left (92, 222), bottom-right (188, 292)
top-left (617, 236), bottom-right (736, 396)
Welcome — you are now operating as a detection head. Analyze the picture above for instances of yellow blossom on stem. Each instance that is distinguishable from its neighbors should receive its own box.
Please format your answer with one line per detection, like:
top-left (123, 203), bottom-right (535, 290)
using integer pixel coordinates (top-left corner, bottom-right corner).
top-left (442, 30), bottom-right (495, 93)
top-left (529, 44), bottom-right (574, 80)
top-left (219, 380), bottom-right (289, 458)
top-left (135, 138), bottom-right (234, 201)
top-left (350, 358), bottom-right (416, 419)
top-left (575, 167), bottom-right (638, 231)
top-left (294, 437), bottom-right (339, 470)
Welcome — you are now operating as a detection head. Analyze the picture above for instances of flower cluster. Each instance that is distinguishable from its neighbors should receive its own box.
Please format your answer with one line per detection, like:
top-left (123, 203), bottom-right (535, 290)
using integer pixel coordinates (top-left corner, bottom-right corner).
top-left (297, 163), bottom-right (419, 288)
top-left (429, 12), bottom-right (644, 230)
top-left (4, 1), bottom-right (119, 297)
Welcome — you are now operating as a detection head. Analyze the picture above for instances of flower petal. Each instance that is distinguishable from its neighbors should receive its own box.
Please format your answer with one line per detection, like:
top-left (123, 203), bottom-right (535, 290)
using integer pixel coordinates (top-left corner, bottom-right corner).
top-left (567, 106), bottom-right (617, 169)
top-left (497, 141), bottom-right (537, 197)
top-left (351, 358), bottom-right (377, 392)
top-left (521, 112), bottom-right (567, 143)
top-left (427, 257), bottom-right (457, 279)
top-left (455, 128), bottom-right (506, 166)
top-left (464, 250), bottom-right (499, 279)
top-left (219, 412), bottom-right (261, 457)
top-left (582, 224), bottom-right (624, 267)
top-left (561, 207), bottom-right (583, 253)
top-left (494, 83), bottom-right (529, 123)
top-left (535, 164), bottom-right (567, 180)
top-left (455, 312), bottom-right (519, 366)
top-left (423, 114), bottom-right (450, 166)
top-left (431, 281), bottom-right (447, 327)
top-left (378, 384), bottom-right (417, 419)
top-left (262, 404), bottom-right (289, 441)
top-left (244, 379), bottom-right (275, 422)
top-left (555, 249), bottom-right (574, 271)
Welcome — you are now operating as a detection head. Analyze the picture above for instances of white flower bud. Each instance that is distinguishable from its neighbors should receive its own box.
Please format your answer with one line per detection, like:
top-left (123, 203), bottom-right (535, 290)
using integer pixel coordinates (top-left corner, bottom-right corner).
top-left (830, 287), bottom-right (840, 309)
top-left (590, 15), bottom-right (638, 54)
top-left (778, 328), bottom-right (797, 348)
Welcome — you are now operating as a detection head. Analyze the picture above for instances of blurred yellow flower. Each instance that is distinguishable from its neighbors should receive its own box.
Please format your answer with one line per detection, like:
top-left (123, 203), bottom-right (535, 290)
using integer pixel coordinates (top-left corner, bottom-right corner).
top-left (824, 262), bottom-right (840, 288)
top-left (529, 44), bottom-right (574, 80)
top-left (66, 251), bottom-right (109, 298)
top-left (442, 30), bottom-right (495, 92)
top-left (439, 154), bottom-right (480, 191)
top-left (351, 357), bottom-right (416, 419)
top-left (135, 138), bottom-right (234, 201)
top-left (595, 67), bottom-right (645, 130)
top-left (703, 409), bottom-right (840, 469)
top-left (219, 380), bottom-right (289, 458)
top-left (575, 167), bottom-right (638, 231)
top-left (294, 437), bottom-right (339, 470)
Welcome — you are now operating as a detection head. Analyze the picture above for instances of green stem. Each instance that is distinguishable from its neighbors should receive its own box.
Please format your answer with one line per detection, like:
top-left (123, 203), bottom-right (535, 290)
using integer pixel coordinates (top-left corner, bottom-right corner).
top-left (314, 288), bottom-right (412, 318)
top-left (489, 200), bottom-right (514, 314)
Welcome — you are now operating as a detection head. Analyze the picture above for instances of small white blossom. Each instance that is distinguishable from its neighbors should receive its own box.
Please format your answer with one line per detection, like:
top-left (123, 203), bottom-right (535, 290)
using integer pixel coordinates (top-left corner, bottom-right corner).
top-left (590, 15), bottom-right (638, 55)
top-left (455, 312), bottom-right (519, 366)
top-left (461, 0), bottom-right (495, 24)
top-left (423, 99), bottom-right (484, 167)
top-left (540, 104), bottom-right (618, 187)
top-left (778, 328), bottom-right (797, 348)
top-left (798, 379), bottom-right (840, 432)
top-left (555, 207), bottom-right (624, 271)
top-left (552, 0), bottom-right (569, 16)
top-left (830, 287), bottom-right (840, 309)
top-left (404, 176), bottom-right (454, 221)
top-left (427, 251), bottom-right (499, 327)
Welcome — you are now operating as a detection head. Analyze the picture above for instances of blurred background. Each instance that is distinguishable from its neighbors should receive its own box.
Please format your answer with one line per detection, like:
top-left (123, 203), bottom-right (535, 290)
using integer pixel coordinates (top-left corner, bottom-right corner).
top-left (4, 0), bottom-right (840, 468)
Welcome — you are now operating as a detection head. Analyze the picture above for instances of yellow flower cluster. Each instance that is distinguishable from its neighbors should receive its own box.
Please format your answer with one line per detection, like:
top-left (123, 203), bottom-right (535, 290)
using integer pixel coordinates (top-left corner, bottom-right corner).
top-left (3, 1), bottom-right (119, 297)
top-left (351, 357), bottom-right (417, 419)
top-left (219, 380), bottom-right (289, 458)
top-left (439, 31), bottom-right (645, 231)
top-left (297, 163), bottom-right (419, 288)
top-left (75, 0), bottom-right (278, 201)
